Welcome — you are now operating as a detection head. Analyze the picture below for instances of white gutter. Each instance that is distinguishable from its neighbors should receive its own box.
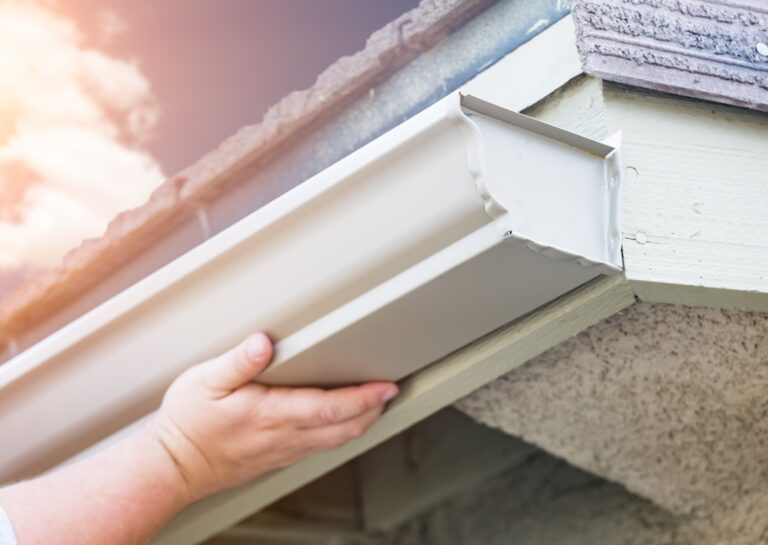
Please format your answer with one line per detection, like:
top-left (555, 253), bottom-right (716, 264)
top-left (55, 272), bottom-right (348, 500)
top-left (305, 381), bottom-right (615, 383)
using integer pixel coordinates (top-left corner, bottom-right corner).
top-left (0, 92), bottom-right (621, 482)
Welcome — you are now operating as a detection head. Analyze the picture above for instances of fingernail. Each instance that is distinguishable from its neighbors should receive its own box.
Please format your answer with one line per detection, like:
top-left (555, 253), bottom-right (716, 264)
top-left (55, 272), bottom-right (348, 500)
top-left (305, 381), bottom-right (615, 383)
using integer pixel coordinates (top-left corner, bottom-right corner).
top-left (246, 334), bottom-right (268, 360)
top-left (381, 387), bottom-right (398, 403)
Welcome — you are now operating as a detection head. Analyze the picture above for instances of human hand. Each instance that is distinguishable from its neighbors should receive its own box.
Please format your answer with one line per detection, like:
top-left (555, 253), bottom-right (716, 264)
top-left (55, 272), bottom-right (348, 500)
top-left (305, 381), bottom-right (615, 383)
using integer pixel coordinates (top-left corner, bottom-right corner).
top-left (145, 333), bottom-right (398, 502)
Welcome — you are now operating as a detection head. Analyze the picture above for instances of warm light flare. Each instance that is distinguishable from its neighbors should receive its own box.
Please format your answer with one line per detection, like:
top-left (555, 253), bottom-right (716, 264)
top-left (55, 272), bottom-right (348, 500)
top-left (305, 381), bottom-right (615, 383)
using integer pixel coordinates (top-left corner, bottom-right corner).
top-left (0, 0), bottom-right (164, 275)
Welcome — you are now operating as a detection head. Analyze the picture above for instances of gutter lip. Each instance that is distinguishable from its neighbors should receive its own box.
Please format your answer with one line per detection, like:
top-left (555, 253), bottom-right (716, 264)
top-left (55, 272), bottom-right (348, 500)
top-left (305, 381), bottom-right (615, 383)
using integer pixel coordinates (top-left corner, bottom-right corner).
top-left (505, 232), bottom-right (622, 276)
top-left (461, 93), bottom-right (615, 157)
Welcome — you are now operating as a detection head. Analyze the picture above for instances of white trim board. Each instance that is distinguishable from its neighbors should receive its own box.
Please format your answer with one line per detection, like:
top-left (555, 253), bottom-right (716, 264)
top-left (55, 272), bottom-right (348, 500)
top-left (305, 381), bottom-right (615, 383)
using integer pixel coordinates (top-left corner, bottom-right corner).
top-left (604, 84), bottom-right (768, 313)
top-left (525, 76), bottom-right (768, 313)
top-left (630, 282), bottom-right (768, 314)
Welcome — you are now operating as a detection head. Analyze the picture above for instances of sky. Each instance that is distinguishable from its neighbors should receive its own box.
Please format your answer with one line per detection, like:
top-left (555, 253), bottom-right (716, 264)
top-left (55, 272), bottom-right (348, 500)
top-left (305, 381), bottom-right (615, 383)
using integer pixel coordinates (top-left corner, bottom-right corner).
top-left (0, 0), bottom-right (419, 297)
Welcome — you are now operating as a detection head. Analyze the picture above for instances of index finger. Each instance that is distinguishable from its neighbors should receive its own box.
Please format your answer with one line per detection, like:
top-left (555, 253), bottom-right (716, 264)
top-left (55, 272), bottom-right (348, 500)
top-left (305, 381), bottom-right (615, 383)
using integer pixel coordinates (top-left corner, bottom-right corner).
top-left (261, 381), bottom-right (398, 428)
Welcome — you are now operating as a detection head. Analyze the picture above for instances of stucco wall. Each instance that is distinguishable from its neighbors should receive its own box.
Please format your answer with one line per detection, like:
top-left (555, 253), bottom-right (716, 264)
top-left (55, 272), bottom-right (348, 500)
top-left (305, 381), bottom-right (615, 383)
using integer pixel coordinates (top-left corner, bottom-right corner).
top-left (351, 450), bottom-right (680, 545)
top-left (451, 302), bottom-right (768, 542)
top-left (456, 302), bottom-right (768, 517)
top-left (345, 442), bottom-right (768, 545)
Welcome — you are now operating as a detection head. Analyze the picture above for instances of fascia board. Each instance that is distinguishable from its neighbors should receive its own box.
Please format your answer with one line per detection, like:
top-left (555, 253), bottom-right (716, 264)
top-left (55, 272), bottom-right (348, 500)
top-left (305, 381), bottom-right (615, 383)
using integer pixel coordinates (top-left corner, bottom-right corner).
top-left (0, 92), bottom-right (622, 482)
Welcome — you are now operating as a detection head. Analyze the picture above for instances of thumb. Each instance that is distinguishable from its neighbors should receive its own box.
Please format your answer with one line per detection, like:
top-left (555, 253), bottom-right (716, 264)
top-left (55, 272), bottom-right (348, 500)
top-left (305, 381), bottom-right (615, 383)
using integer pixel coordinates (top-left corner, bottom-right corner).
top-left (198, 333), bottom-right (273, 394)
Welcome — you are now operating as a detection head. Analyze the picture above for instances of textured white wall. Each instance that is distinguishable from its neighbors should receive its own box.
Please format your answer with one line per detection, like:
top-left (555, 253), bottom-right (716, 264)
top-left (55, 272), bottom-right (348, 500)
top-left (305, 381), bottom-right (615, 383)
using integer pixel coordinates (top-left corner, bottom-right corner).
top-left (453, 302), bottom-right (768, 542)
top-left (351, 450), bottom-right (679, 545)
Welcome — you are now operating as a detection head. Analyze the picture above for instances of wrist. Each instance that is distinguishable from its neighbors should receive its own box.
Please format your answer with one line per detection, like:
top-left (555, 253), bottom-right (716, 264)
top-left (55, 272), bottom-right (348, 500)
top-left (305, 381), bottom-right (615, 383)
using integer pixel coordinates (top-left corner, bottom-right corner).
top-left (140, 414), bottom-right (204, 506)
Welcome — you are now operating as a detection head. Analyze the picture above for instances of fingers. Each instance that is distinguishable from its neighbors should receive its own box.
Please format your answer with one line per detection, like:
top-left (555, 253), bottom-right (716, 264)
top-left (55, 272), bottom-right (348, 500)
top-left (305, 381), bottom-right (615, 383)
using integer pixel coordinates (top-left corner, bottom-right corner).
top-left (198, 333), bottom-right (273, 395)
top-left (265, 382), bottom-right (398, 428)
top-left (301, 405), bottom-right (384, 451)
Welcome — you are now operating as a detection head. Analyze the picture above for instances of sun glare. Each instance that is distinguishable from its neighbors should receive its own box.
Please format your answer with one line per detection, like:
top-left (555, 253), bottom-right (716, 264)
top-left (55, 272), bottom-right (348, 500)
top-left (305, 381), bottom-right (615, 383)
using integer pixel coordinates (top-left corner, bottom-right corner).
top-left (0, 0), bottom-right (164, 275)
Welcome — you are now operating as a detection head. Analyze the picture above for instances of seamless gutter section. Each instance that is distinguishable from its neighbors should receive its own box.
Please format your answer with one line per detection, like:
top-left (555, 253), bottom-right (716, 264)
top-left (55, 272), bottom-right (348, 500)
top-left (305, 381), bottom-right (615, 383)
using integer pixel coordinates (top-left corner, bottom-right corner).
top-left (0, 92), bottom-right (620, 482)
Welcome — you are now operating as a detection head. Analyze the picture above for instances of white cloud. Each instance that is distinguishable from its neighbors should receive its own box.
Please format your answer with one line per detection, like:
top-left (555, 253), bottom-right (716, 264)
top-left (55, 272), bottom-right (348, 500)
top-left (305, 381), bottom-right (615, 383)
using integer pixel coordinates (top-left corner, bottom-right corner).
top-left (0, 1), bottom-right (165, 272)
top-left (96, 9), bottom-right (129, 44)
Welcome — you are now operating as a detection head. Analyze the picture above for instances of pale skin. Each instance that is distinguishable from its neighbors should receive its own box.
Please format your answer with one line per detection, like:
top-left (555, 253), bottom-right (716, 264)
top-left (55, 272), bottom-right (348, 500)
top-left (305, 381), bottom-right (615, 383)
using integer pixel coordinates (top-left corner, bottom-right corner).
top-left (0, 333), bottom-right (398, 545)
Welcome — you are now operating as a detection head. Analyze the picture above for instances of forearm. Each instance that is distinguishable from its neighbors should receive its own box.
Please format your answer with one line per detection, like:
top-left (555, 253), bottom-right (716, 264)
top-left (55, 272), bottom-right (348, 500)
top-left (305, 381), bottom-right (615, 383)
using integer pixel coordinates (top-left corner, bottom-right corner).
top-left (0, 334), bottom-right (394, 544)
top-left (0, 425), bottom-right (190, 545)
